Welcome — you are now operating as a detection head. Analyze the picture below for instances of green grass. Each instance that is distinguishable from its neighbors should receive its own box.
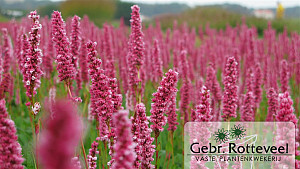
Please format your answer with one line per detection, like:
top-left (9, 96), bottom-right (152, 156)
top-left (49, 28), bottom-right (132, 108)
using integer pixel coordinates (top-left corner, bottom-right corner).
top-left (152, 7), bottom-right (300, 35)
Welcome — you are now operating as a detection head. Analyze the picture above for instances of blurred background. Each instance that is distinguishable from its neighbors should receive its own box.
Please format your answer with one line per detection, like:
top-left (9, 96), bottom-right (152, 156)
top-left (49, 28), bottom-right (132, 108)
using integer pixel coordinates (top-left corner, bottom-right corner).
top-left (0, 0), bottom-right (299, 35)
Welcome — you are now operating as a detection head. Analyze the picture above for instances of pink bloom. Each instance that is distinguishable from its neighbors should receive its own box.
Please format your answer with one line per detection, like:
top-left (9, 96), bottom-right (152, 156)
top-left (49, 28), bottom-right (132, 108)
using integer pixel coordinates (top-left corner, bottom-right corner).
top-left (71, 15), bottom-right (82, 94)
top-left (70, 15), bottom-right (81, 69)
top-left (129, 5), bottom-right (145, 68)
top-left (111, 110), bottom-right (136, 169)
top-left (0, 71), bottom-right (12, 100)
top-left (166, 94), bottom-right (179, 131)
top-left (132, 103), bottom-right (155, 169)
top-left (280, 60), bottom-right (289, 93)
top-left (179, 50), bottom-right (191, 123)
top-left (137, 104), bottom-right (155, 169)
top-left (195, 86), bottom-right (212, 122)
top-left (39, 100), bottom-right (82, 169)
top-left (0, 99), bottom-right (24, 169)
top-left (266, 88), bottom-right (278, 121)
top-left (44, 23), bottom-right (54, 79)
top-left (152, 39), bottom-right (163, 82)
top-left (127, 5), bottom-right (145, 106)
top-left (15, 29), bottom-right (24, 73)
top-left (80, 38), bottom-right (89, 83)
top-left (222, 56), bottom-right (238, 121)
top-left (51, 11), bottom-right (76, 82)
top-left (150, 69), bottom-right (178, 136)
top-left (109, 77), bottom-right (122, 113)
top-left (240, 91), bottom-right (255, 121)
top-left (87, 140), bottom-right (99, 169)
top-left (104, 24), bottom-right (116, 78)
top-left (245, 68), bottom-right (254, 93)
top-left (205, 64), bottom-right (222, 102)
top-left (253, 63), bottom-right (262, 108)
top-left (71, 156), bottom-right (81, 169)
top-left (22, 11), bottom-right (43, 100)
top-left (276, 92), bottom-right (297, 125)
top-left (87, 41), bottom-right (113, 140)
top-left (1, 28), bottom-right (11, 74)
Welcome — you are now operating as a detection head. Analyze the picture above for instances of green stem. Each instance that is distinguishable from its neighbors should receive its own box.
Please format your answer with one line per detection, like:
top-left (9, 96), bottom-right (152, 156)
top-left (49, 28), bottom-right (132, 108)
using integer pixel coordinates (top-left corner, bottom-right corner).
top-left (81, 137), bottom-right (89, 169)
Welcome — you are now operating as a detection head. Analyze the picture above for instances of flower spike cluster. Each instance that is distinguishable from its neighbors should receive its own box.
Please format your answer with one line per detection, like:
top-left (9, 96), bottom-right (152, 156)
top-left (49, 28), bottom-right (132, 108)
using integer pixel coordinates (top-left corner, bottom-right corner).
top-left (39, 100), bottom-right (82, 169)
top-left (195, 86), bottom-right (212, 122)
top-left (70, 15), bottom-right (82, 93)
top-left (150, 69), bottom-right (178, 137)
top-left (0, 99), bottom-right (24, 169)
top-left (22, 10), bottom-right (43, 100)
top-left (127, 5), bottom-right (145, 106)
top-left (266, 88), bottom-right (278, 121)
top-left (222, 56), bottom-right (238, 121)
top-left (240, 91), bottom-right (255, 121)
top-left (51, 11), bottom-right (76, 83)
top-left (276, 92), bottom-right (298, 125)
top-left (87, 41), bottom-right (113, 140)
top-left (2, 28), bottom-right (11, 74)
top-left (280, 60), bottom-right (289, 93)
top-left (132, 103), bottom-right (155, 169)
top-left (111, 110), bottom-right (136, 169)
top-left (87, 140), bottom-right (99, 169)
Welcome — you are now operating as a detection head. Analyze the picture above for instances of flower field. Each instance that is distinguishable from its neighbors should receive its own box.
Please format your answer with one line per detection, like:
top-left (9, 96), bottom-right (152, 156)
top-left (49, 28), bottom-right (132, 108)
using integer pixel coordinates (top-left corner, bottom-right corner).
top-left (0, 4), bottom-right (300, 169)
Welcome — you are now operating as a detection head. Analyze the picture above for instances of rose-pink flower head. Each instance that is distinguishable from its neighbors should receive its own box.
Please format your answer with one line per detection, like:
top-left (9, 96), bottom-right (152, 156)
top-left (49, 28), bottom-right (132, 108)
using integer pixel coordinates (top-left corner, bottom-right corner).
top-left (103, 24), bottom-right (116, 78)
top-left (80, 38), bottom-right (89, 83)
top-left (39, 99), bottom-right (82, 169)
top-left (246, 68), bottom-right (254, 93)
top-left (137, 103), bottom-right (155, 169)
top-left (51, 11), bottom-right (76, 82)
top-left (253, 63), bottom-right (262, 108)
top-left (150, 69), bottom-right (178, 136)
top-left (112, 110), bottom-right (136, 169)
top-left (195, 86), bottom-right (212, 122)
top-left (222, 56), bottom-right (238, 121)
top-left (266, 88), bottom-right (278, 122)
top-left (129, 5), bottom-right (145, 67)
top-left (152, 39), bottom-right (163, 82)
top-left (240, 91), bottom-right (255, 121)
top-left (280, 60), bottom-right (289, 93)
top-left (166, 94), bottom-right (179, 131)
top-left (87, 141), bottom-right (99, 169)
top-left (1, 28), bottom-right (11, 74)
top-left (276, 92), bottom-right (297, 125)
top-left (87, 41), bottom-right (113, 122)
top-left (22, 10), bottom-right (43, 99)
top-left (205, 64), bottom-right (222, 102)
top-left (0, 99), bottom-right (24, 169)
top-left (70, 15), bottom-right (81, 69)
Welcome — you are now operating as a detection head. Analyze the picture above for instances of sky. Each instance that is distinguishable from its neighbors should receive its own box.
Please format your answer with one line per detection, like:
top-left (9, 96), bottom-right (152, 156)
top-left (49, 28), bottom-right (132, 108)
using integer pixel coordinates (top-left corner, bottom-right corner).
top-left (120, 0), bottom-right (300, 8)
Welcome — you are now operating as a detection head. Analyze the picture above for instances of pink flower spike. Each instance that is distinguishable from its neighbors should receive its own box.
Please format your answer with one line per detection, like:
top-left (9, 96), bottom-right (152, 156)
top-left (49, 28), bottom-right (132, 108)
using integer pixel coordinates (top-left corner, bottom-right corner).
top-left (222, 56), bottom-right (238, 121)
top-left (150, 69), bottom-right (179, 136)
top-left (127, 5), bottom-right (145, 106)
top-left (1, 28), bottom-right (12, 74)
top-left (276, 92), bottom-right (297, 125)
top-left (280, 60), bottom-right (289, 93)
top-left (253, 63), bottom-right (262, 108)
top-left (240, 91), bottom-right (255, 121)
top-left (39, 99), bottom-right (82, 169)
top-left (22, 10), bottom-right (43, 100)
top-left (195, 86), bottom-right (212, 122)
top-left (87, 141), bottom-right (99, 169)
top-left (266, 88), bottom-right (278, 122)
top-left (111, 110), bottom-right (136, 169)
top-left (51, 11), bottom-right (76, 82)
top-left (0, 99), bottom-right (24, 168)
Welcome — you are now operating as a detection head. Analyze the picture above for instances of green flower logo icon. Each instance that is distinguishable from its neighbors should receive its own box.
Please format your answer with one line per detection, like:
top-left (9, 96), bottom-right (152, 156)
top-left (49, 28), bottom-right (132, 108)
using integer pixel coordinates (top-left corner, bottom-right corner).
top-left (214, 128), bottom-right (230, 144)
top-left (230, 124), bottom-right (246, 140)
